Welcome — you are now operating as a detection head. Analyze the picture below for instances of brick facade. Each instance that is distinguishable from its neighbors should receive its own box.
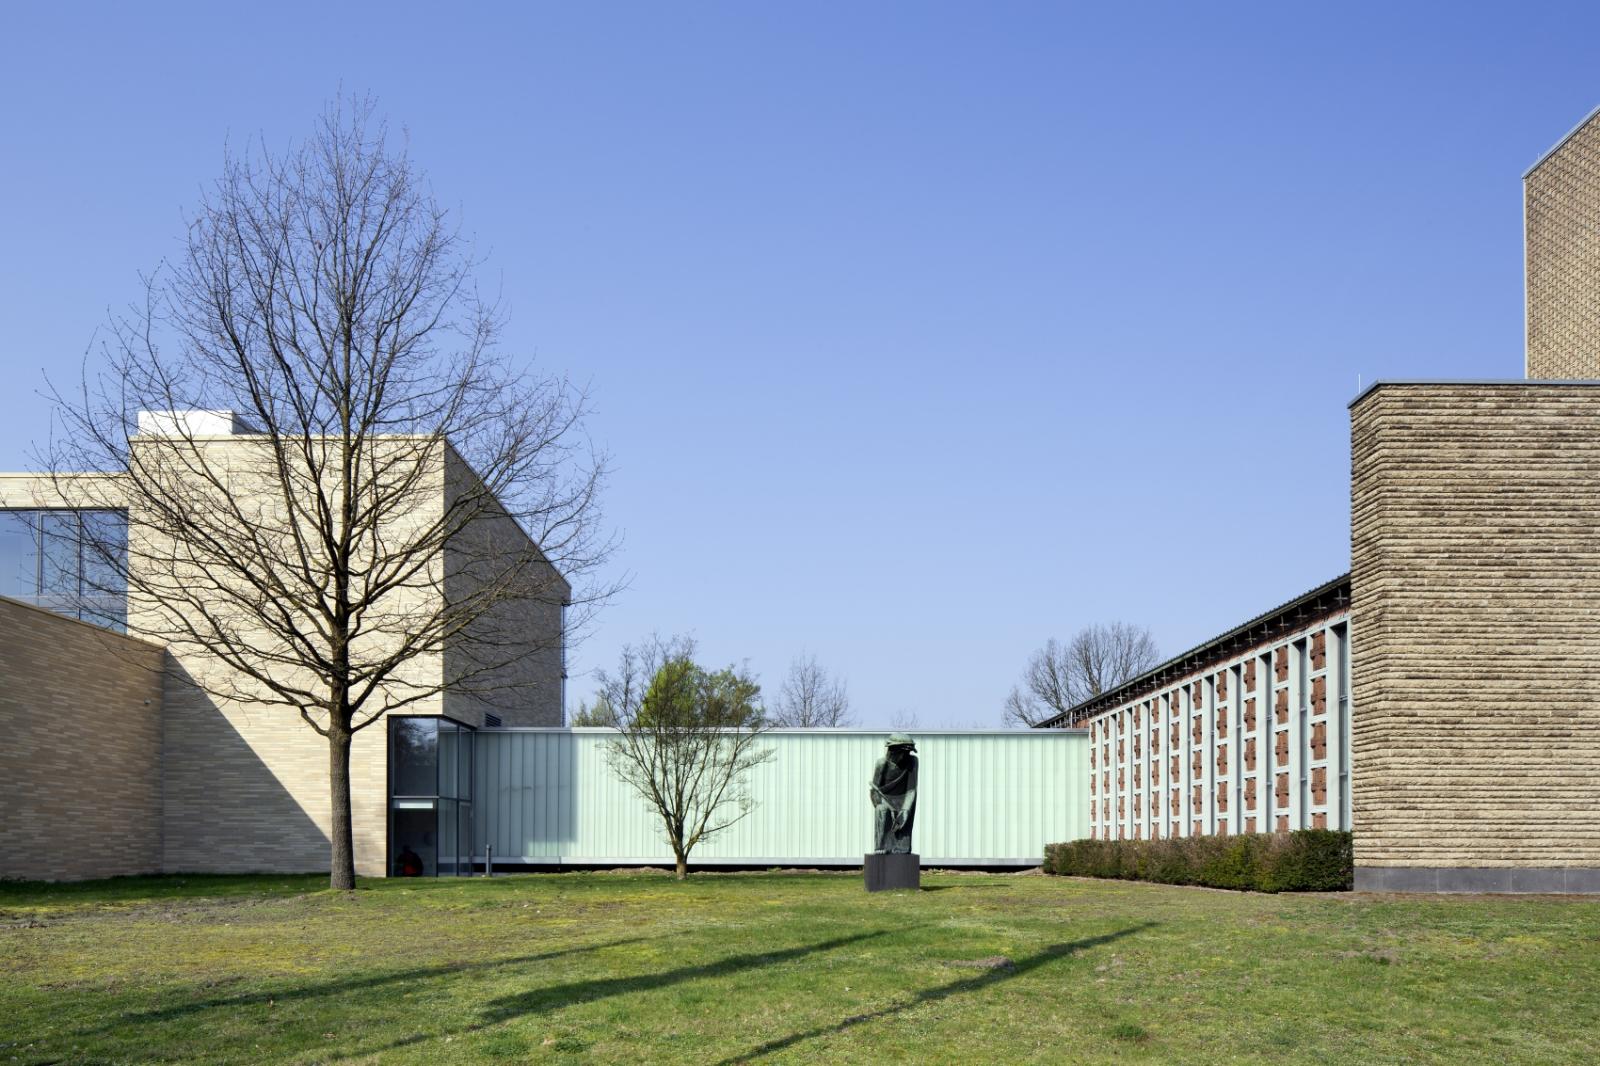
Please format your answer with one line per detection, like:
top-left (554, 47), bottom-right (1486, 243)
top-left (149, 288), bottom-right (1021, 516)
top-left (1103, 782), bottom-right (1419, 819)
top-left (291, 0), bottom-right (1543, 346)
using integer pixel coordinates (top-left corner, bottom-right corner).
top-left (0, 597), bottom-right (165, 880)
top-left (1350, 382), bottom-right (1600, 880)
top-left (442, 445), bottom-right (567, 729)
top-left (156, 667), bottom-right (395, 876)
top-left (1526, 107), bottom-right (1600, 380)
top-left (1, 431), bottom-right (567, 880)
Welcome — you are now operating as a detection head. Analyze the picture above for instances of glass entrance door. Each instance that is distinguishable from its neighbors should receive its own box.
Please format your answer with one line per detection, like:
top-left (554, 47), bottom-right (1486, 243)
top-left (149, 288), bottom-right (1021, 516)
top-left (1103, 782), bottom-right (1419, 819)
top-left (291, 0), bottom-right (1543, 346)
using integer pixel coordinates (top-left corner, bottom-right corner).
top-left (388, 716), bottom-right (474, 877)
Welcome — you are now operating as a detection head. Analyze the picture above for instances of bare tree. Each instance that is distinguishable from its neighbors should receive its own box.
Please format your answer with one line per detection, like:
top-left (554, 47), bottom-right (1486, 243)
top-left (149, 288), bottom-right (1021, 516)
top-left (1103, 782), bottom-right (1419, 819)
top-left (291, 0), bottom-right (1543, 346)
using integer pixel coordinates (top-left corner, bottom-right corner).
top-left (598, 636), bottom-right (771, 879)
top-left (1003, 622), bottom-right (1160, 727)
top-left (43, 98), bottom-right (613, 889)
top-left (888, 708), bottom-right (921, 731)
top-left (768, 653), bottom-right (852, 727)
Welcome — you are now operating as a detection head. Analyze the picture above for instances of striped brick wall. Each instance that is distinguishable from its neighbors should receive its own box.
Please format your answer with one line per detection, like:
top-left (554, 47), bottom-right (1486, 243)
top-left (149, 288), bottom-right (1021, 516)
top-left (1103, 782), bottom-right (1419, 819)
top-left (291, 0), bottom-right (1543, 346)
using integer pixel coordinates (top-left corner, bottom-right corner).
top-left (1526, 107), bottom-right (1600, 380)
top-left (1350, 382), bottom-right (1600, 889)
top-left (0, 596), bottom-right (164, 880)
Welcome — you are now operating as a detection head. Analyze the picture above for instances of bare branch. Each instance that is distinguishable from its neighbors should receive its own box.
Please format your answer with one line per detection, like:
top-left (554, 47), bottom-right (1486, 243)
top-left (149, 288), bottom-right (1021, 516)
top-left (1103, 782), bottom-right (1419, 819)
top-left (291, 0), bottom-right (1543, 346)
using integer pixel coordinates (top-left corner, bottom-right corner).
top-left (889, 708), bottom-right (921, 731)
top-left (35, 95), bottom-right (617, 889)
top-left (1002, 622), bottom-right (1160, 727)
top-left (768, 652), bottom-right (852, 728)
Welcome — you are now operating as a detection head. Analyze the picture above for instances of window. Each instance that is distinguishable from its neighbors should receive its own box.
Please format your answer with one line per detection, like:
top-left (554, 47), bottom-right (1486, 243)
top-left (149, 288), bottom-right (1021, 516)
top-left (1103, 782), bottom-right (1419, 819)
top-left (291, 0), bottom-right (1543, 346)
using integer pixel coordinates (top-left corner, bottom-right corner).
top-left (0, 509), bottom-right (127, 630)
top-left (388, 716), bottom-right (475, 877)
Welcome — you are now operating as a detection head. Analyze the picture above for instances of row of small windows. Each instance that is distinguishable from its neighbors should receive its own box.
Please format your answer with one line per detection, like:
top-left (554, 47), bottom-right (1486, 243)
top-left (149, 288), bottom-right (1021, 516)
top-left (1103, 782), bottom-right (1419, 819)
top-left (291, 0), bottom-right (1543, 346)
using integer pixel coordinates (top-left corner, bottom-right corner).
top-left (0, 509), bottom-right (128, 631)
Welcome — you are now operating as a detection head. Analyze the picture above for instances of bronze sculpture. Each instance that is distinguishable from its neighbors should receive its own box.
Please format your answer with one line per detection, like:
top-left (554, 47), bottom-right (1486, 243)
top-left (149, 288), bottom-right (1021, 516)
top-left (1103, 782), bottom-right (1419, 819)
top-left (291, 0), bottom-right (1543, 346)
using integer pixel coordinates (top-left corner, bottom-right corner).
top-left (869, 733), bottom-right (918, 854)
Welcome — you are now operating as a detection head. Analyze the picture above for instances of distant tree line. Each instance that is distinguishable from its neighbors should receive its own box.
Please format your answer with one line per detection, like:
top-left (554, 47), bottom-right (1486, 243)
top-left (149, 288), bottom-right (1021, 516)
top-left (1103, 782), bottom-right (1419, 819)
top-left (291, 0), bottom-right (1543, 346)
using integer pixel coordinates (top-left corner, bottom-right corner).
top-left (571, 651), bottom-right (853, 728)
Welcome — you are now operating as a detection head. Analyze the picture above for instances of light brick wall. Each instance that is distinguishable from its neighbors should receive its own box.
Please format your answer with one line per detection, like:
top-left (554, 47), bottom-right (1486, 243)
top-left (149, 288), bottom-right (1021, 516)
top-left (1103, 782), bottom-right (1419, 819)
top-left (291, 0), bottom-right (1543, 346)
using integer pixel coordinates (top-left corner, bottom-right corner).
top-left (0, 473), bottom-right (127, 511)
top-left (0, 596), bottom-right (165, 881)
top-left (134, 435), bottom-right (447, 878)
top-left (1526, 107), bottom-right (1600, 380)
top-left (3, 431), bottom-right (569, 879)
top-left (157, 667), bottom-right (409, 876)
top-left (1350, 382), bottom-right (1600, 868)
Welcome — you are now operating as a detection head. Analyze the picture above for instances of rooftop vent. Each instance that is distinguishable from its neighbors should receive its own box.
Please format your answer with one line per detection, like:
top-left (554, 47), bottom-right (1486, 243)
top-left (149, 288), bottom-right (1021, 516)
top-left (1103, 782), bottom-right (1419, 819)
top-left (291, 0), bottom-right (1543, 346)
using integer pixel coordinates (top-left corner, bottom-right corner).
top-left (136, 410), bottom-right (262, 437)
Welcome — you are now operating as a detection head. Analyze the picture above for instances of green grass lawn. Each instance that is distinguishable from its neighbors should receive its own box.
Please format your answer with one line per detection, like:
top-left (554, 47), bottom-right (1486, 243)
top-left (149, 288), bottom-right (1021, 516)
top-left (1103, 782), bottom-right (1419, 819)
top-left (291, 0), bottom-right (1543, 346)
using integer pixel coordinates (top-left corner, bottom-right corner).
top-left (3, 871), bottom-right (1598, 1064)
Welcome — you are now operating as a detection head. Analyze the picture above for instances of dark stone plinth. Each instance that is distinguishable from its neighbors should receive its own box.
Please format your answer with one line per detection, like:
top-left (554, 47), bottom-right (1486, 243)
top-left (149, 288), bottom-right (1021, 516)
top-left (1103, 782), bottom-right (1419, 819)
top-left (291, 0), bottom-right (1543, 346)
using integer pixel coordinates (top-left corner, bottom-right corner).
top-left (865, 852), bottom-right (920, 892)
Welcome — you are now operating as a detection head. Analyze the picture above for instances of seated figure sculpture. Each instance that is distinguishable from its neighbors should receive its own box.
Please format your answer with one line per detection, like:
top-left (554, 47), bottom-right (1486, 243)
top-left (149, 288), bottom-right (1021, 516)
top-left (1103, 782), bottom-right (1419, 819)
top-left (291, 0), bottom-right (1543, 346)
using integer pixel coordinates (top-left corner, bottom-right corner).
top-left (869, 733), bottom-right (918, 854)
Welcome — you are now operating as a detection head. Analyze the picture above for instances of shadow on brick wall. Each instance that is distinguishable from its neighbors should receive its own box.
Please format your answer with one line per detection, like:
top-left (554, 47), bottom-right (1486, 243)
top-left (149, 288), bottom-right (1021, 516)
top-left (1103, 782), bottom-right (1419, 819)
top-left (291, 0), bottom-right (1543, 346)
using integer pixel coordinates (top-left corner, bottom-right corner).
top-left (158, 656), bottom-right (332, 874)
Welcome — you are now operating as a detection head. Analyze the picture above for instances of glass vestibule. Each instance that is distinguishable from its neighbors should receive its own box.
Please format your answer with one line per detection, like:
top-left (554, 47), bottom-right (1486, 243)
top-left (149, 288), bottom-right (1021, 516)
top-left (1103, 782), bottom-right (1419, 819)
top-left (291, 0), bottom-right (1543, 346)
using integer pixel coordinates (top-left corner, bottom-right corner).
top-left (388, 716), bottom-right (474, 877)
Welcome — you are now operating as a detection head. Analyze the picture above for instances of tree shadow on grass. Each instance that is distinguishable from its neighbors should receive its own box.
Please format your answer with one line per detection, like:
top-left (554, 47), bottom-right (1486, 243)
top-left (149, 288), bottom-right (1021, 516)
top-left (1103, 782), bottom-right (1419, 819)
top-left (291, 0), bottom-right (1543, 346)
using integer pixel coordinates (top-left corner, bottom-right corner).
top-left (58, 934), bottom-right (659, 1044)
top-left (713, 922), bottom-right (1159, 1063)
top-left (477, 930), bottom-right (886, 1026)
top-left (917, 884), bottom-right (1010, 892)
top-left (325, 930), bottom-right (889, 1061)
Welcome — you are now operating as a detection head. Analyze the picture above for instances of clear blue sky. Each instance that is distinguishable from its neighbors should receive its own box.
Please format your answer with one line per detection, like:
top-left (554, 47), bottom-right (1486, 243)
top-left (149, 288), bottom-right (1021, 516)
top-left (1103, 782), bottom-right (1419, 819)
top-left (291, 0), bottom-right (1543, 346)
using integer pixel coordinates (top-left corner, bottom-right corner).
top-left (0, 3), bottom-right (1590, 725)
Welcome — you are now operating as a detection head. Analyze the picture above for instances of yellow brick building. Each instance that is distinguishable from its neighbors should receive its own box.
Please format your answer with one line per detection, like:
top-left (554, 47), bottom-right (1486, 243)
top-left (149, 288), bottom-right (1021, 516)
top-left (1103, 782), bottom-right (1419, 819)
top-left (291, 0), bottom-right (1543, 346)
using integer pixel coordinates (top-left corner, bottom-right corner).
top-left (1042, 107), bottom-right (1600, 893)
top-left (1, 417), bottom-right (567, 880)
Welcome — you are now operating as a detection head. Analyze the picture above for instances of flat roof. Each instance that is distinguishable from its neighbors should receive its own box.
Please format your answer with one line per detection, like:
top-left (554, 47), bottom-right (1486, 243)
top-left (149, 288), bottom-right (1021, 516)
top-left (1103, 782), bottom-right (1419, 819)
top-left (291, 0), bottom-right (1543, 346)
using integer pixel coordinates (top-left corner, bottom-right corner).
top-left (1348, 378), bottom-right (1600, 408)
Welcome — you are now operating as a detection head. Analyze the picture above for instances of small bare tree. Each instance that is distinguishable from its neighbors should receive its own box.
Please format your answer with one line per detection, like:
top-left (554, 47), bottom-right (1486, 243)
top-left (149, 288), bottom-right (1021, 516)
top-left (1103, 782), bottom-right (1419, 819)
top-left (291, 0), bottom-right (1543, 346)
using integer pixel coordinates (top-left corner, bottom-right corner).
top-left (598, 636), bottom-right (771, 879)
top-left (44, 98), bottom-right (613, 889)
top-left (768, 653), bottom-right (852, 727)
top-left (888, 708), bottom-right (921, 731)
top-left (1003, 622), bottom-right (1160, 727)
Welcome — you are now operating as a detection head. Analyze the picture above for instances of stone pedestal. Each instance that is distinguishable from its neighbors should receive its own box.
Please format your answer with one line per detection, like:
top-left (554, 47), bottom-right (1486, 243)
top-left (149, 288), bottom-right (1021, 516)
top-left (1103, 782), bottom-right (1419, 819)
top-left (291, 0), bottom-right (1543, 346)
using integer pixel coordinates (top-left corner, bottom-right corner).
top-left (864, 852), bottom-right (920, 892)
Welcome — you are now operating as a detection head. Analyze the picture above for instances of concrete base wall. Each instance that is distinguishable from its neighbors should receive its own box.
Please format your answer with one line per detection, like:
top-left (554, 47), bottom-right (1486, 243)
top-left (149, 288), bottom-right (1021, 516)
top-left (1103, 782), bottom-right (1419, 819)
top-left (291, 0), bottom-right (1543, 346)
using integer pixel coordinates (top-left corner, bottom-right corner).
top-left (0, 597), bottom-right (165, 881)
top-left (1356, 867), bottom-right (1600, 894)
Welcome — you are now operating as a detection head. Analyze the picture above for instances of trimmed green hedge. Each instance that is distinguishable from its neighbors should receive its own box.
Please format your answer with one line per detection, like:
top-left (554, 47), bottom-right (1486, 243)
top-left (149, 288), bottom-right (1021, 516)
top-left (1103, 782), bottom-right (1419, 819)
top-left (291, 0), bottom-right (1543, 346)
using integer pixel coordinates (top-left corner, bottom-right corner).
top-left (1044, 830), bottom-right (1352, 892)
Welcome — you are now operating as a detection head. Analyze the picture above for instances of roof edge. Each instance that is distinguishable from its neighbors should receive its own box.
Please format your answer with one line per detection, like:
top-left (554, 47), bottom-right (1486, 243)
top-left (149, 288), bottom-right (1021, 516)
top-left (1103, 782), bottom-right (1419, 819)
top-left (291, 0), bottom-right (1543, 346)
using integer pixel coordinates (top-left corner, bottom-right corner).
top-left (1035, 572), bottom-right (1351, 729)
top-left (1525, 103), bottom-right (1600, 179)
top-left (1348, 378), bottom-right (1600, 409)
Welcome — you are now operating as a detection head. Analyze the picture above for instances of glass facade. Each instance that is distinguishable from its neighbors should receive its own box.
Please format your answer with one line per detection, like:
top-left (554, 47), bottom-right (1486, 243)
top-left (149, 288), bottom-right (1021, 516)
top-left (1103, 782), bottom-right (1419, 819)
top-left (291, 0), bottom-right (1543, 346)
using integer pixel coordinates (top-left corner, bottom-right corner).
top-left (388, 716), bottom-right (475, 877)
top-left (0, 509), bottom-right (128, 630)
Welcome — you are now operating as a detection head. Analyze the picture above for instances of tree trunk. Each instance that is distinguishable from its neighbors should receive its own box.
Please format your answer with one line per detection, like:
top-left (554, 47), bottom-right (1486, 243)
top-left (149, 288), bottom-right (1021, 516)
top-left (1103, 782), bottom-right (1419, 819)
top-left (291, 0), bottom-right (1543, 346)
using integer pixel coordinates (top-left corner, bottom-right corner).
top-left (673, 841), bottom-right (688, 881)
top-left (329, 725), bottom-right (356, 890)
